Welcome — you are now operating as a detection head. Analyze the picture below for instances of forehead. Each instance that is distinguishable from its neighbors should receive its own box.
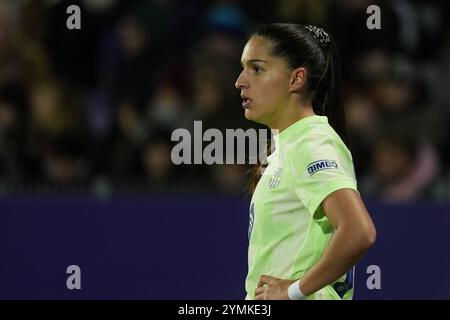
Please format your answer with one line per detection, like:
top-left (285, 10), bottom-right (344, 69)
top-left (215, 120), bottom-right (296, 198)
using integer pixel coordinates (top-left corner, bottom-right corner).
top-left (240, 36), bottom-right (273, 63)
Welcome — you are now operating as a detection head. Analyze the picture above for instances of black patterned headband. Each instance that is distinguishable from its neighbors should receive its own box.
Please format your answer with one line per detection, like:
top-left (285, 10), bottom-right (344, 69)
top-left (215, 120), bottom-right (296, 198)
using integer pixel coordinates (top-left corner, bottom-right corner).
top-left (304, 25), bottom-right (330, 50)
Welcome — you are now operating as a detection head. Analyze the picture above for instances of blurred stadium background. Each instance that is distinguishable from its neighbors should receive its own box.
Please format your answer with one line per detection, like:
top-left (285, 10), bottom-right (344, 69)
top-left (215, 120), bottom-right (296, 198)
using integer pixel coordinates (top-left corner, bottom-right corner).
top-left (1, 0), bottom-right (450, 299)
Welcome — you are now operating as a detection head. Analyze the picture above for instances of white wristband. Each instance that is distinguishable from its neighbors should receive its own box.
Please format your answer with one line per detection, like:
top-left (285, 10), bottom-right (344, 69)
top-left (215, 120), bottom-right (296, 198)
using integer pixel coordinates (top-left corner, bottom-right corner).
top-left (288, 280), bottom-right (306, 300)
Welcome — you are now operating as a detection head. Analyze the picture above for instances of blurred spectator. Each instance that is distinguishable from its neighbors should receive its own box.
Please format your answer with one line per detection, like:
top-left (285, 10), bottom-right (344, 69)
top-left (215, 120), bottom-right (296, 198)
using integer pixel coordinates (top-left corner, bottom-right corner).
top-left (146, 81), bottom-right (187, 131)
top-left (345, 90), bottom-right (379, 176)
top-left (210, 164), bottom-right (247, 194)
top-left (276, 0), bottom-right (328, 25)
top-left (25, 80), bottom-right (90, 188)
top-left (360, 126), bottom-right (440, 202)
top-left (0, 85), bottom-right (27, 188)
top-left (0, 0), bottom-right (448, 201)
top-left (139, 131), bottom-right (176, 190)
top-left (41, 132), bottom-right (90, 187)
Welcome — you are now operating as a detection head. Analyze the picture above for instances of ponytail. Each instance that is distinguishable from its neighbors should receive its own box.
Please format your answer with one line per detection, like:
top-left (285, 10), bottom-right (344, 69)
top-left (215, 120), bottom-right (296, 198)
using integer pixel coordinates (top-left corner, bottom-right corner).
top-left (313, 38), bottom-right (349, 147)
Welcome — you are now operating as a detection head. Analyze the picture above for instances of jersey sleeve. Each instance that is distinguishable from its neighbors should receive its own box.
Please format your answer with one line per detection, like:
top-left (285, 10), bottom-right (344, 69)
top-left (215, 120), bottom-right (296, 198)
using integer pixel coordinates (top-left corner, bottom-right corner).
top-left (288, 133), bottom-right (358, 221)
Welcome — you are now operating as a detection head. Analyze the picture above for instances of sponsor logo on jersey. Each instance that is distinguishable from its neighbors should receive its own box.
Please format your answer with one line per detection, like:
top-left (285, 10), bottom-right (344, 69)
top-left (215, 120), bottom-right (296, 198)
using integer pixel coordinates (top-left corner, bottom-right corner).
top-left (307, 159), bottom-right (338, 176)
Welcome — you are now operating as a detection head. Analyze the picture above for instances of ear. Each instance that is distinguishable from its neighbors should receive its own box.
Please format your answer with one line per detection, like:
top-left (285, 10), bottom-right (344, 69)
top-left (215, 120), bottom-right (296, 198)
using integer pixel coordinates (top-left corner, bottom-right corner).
top-left (289, 67), bottom-right (307, 93)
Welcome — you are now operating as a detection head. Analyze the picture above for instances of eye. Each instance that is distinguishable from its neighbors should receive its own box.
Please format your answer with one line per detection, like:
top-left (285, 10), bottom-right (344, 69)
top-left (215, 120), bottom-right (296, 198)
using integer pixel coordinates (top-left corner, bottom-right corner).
top-left (253, 65), bottom-right (261, 73)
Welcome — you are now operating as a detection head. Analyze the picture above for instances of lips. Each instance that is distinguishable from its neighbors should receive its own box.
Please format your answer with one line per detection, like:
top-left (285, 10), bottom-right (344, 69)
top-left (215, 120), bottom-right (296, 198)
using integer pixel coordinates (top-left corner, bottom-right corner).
top-left (241, 94), bottom-right (252, 108)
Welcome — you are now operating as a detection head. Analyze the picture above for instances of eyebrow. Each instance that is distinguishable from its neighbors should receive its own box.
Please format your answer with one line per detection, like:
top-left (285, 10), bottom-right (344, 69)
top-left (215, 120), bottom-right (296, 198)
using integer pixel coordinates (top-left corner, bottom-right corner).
top-left (241, 59), bottom-right (268, 66)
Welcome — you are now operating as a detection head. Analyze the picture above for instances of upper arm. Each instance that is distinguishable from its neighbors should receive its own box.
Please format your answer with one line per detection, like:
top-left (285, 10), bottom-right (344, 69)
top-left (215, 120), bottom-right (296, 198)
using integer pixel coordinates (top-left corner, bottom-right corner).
top-left (321, 188), bottom-right (376, 241)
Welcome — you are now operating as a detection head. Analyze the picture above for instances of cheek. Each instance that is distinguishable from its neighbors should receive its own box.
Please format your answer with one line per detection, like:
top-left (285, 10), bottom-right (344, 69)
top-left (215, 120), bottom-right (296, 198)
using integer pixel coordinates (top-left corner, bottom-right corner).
top-left (259, 79), bottom-right (288, 107)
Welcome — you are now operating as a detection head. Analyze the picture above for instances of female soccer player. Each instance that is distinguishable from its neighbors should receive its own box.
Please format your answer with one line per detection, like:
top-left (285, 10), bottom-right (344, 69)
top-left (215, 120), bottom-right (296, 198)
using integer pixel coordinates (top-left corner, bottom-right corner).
top-left (235, 23), bottom-right (376, 300)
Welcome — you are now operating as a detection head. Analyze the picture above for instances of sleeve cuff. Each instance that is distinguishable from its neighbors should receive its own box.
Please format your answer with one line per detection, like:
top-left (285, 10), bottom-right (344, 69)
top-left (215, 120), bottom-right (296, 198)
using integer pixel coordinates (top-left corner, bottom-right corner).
top-left (307, 180), bottom-right (359, 220)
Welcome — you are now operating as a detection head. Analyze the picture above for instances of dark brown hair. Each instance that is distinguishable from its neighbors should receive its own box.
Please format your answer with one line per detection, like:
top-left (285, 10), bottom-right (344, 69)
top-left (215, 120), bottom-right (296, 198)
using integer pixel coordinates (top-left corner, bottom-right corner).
top-left (246, 23), bottom-right (348, 194)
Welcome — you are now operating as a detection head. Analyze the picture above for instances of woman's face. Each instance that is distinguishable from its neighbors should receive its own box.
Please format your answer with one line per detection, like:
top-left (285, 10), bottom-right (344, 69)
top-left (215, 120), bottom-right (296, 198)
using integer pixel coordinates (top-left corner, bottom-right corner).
top-left (235, 36), bottom-right (292, 126)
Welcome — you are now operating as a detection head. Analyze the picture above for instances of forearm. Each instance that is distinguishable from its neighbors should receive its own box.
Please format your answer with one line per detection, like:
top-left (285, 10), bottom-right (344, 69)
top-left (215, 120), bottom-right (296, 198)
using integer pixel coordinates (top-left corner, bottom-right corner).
top-left (298, 224), bottom-right (373, 296)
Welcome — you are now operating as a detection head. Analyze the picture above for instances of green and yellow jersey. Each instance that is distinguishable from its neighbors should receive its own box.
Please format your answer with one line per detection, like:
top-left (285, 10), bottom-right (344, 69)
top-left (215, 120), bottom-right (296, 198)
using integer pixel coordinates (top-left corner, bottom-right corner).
top-left (246, 115), bottom-right (357, 300)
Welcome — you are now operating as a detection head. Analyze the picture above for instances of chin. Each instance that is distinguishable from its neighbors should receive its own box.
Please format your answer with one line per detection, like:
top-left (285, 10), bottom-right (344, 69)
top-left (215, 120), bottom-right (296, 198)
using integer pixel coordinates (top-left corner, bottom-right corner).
top-left (244, 109), bottom-right (258, 121)
top-left (245, 109), bottom-right (268, 126)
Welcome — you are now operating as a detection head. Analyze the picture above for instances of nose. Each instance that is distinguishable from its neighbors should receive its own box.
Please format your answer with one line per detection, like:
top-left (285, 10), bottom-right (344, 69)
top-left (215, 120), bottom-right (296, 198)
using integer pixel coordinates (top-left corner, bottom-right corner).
top-left (235, 70), bottom-right (248, 90)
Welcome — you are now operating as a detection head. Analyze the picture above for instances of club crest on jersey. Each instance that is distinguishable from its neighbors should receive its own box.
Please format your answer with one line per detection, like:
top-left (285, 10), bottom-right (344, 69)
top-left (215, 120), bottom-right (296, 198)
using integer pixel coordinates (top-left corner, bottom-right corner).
top-left (268, 167), bottom-right (283, 189)
top-left (307, 159), bottom-right (338, 176)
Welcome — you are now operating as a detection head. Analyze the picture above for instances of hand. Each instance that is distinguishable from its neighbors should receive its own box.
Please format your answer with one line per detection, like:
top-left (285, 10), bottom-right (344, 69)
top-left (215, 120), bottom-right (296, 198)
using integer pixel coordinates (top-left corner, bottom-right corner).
top-left (254, 275), bottom-right (295, 300)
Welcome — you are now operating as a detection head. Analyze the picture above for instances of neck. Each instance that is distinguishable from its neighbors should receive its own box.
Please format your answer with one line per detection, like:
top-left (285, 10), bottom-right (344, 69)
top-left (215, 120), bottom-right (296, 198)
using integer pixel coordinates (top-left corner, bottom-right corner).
top-left (268, 99), bottom-right (316, 133)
